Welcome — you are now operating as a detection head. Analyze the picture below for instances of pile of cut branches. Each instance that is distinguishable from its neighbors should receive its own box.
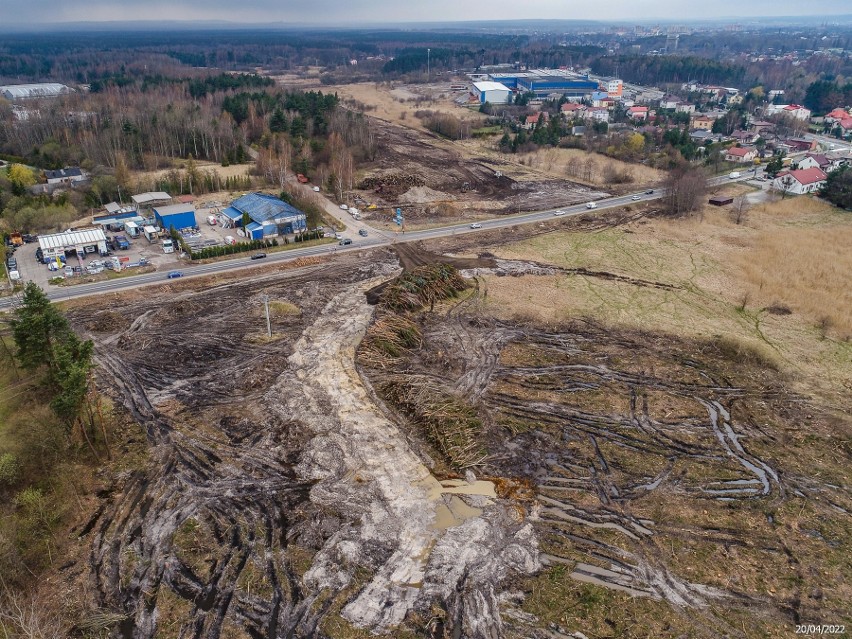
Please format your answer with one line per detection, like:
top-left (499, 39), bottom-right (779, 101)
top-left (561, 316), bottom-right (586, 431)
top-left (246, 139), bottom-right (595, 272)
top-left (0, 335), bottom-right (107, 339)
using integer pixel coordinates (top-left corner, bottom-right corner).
top-left (380, 375), bottom-right (486, 469)
top-left (359, 311), bottom-right (422, 368)
top-left (380, 264), bottom-right (467, 312)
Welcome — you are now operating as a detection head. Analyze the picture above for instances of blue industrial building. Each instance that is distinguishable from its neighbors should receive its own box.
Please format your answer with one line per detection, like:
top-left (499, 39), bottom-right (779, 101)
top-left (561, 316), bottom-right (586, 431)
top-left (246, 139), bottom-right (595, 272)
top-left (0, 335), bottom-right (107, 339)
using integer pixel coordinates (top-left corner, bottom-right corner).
top-left (489, 72), bottom-right (598, 98)
top-left (221, 192), bottom-right (308, 240)
top-left (154, 203), bottom-right (197, 232)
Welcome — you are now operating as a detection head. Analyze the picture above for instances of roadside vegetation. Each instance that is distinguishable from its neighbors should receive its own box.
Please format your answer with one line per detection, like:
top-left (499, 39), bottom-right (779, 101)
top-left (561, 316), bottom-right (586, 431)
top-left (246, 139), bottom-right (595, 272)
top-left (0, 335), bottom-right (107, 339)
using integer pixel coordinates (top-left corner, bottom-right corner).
top-left (0, 283), bottom-right (143, 635)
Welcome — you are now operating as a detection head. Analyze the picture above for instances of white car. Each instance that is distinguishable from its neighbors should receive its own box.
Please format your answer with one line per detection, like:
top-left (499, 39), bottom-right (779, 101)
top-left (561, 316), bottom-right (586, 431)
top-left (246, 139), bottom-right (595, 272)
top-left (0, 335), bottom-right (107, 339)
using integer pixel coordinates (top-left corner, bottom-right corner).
top-left (469, 223), bottom-right (482, 229)
top-left (554, 210), bottom-right (565, 216)
top-left (334, 232), bottom-right (343, 240)
top-left (586, 202), bottom-right (597, 209)
top-left (340, 204), bottom-right (349, 210)
top-left (631, 195), bottom-right (641, 200)
top-left (313, 186), bottom-right (320, 192)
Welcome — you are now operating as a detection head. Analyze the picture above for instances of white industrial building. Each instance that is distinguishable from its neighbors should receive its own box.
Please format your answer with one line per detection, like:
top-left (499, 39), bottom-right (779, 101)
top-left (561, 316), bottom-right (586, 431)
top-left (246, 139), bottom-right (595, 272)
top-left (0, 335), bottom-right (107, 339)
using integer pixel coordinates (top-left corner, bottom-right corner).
top-left (472, 81), bottom-right (511, 105)
top-left (38, 228), bottom-right (108, 261)
top-left (0, 83), bottom-right (71, 100)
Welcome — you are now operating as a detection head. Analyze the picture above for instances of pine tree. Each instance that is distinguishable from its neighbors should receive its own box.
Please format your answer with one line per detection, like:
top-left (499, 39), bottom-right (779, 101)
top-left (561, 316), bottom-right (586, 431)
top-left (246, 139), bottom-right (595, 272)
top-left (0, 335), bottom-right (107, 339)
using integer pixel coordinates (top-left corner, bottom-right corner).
top-left (11, 283), bottom-right (70, 370)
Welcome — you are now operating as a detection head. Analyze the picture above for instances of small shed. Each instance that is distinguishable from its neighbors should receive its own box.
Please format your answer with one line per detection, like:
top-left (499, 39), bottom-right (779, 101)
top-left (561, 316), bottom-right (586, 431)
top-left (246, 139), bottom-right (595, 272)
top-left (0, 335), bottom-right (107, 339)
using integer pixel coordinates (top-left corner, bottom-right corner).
top-left (709, 196), bottom-right (734, 206)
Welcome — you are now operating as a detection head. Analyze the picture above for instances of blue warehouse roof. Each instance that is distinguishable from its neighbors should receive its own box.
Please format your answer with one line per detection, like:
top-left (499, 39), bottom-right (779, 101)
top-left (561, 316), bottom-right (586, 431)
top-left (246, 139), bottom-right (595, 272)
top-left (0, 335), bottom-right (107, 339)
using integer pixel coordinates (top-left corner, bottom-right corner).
top-left (229, 192), bottom-right (306, 224)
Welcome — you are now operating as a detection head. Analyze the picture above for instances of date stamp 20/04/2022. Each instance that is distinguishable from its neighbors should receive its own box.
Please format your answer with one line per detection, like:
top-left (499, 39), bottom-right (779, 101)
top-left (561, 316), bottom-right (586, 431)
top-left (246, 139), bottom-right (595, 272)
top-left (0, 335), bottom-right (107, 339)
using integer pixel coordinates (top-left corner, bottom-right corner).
top-left (795, 625), bottom-right (846, 635)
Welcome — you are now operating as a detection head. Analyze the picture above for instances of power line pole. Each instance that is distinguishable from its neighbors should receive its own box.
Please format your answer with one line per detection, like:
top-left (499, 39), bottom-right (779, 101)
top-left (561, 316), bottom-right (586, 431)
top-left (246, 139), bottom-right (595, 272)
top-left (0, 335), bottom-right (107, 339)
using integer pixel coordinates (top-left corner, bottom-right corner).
top-left (261, 294), bottom-right (271, 337)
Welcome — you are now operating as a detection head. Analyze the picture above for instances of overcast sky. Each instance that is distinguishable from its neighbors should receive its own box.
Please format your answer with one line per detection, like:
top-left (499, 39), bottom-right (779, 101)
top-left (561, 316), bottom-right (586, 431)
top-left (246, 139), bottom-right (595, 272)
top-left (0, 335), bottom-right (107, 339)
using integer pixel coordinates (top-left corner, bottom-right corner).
top-left (4, 0), bottom-right (851, 25)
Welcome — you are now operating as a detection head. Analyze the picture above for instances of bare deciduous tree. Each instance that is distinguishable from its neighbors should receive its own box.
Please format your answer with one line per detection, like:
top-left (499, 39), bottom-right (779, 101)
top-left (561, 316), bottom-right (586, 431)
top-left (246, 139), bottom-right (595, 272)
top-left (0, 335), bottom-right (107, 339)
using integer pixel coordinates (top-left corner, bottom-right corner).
top-left (663, 166), bottom-right (707, 217)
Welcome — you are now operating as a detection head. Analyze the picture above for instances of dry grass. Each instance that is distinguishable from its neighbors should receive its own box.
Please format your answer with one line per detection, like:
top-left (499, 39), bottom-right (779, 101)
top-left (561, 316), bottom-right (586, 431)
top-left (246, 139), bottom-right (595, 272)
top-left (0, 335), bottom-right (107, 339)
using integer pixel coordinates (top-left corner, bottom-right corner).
top-left (331, 83), bottom-right (484, 131)
top-left (267, 300), bottom-right (301, 318)
top-left (513, 146), bottom-right (665, 186)
top-left (480, 197), bottom-right (852, 404)
top-left (731, 225), bottom-right (852, 339)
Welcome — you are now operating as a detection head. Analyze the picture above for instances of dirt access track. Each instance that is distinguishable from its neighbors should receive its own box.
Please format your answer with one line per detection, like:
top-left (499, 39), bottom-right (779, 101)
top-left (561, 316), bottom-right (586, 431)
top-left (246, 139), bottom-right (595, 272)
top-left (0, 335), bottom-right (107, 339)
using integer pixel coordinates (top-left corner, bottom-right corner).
top-left (353, 117), bottom-right (609, 226)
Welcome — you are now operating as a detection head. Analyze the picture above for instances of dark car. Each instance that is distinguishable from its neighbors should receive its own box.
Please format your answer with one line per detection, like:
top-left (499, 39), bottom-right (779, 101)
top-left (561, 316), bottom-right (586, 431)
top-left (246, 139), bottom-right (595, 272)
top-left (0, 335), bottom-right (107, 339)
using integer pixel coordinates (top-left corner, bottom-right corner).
top-left (7, 257), bottom-right (17, 270)
top-left (339, 238), bottom-right (352, 246)
top-left (35, 248), bottom-right (44, 261)
top-left (645, 189), bottom-right (654, 194)
top-left (22, 234), bottom-right (37, 243)
top-left (250, 252), bottom-right (267, 260)
top-left (358, 229), bottom-right (368, 237)
top-left (166, 271), bottom-right (183, 279)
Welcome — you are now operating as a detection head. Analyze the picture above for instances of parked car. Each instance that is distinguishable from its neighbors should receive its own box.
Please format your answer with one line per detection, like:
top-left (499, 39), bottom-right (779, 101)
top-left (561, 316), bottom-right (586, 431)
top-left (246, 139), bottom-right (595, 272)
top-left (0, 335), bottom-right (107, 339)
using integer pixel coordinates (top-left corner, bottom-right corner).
top-left (6, 257), bottom-right (17, 270)
top-left (334, 232), bottom-right (343, 240)
top-left (250, 252), bottom-right (267, 260)
top-left (166, 271), bottom-right (183, 279)
top-left (47, 262), bottom-right (60, 271)
top-left (358, 229), bottom-right (368, 236)
top-left (469, 223), bottom-right (483, 229)
top-left (338, 238), bottom-right (352, 246)
top-left (35, 248), bottom-right (43, 261)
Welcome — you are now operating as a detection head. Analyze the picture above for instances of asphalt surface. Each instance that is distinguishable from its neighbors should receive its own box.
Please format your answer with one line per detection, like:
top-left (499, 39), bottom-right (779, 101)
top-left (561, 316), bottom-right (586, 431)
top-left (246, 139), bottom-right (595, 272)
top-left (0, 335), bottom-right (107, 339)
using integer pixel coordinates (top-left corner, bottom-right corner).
top-left (0, 171), bottom-right (762, 310)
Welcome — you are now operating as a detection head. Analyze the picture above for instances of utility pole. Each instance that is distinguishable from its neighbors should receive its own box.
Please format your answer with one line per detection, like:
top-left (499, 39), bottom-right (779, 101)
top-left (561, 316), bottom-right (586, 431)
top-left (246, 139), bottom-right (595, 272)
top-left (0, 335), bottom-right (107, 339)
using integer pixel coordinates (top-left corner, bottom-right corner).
top-left (261, 294), bottom-right (271, 337)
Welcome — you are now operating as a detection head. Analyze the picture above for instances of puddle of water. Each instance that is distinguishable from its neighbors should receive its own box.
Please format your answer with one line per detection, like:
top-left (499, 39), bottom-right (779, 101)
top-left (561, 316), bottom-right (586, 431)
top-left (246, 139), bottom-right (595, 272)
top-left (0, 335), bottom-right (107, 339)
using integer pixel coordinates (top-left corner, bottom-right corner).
top-left (438, 479), bottom-right (497, 498)
top-left (434, 495), bottom-right (483, 530)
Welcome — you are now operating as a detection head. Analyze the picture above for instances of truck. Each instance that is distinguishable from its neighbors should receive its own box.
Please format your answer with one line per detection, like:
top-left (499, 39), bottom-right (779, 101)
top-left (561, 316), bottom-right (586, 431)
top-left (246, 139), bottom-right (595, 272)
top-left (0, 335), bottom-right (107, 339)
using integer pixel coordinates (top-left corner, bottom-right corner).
top-left (162, 239), bottom-right (175, 254)
top-left (113, 235), bottom-right (130, 250)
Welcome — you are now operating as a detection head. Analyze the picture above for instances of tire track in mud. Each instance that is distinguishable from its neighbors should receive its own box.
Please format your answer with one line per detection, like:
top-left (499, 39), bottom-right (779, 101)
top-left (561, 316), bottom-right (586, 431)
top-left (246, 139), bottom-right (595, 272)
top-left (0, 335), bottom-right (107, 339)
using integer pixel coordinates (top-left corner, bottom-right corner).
top-left (388, 313), bottom-right (792, 632)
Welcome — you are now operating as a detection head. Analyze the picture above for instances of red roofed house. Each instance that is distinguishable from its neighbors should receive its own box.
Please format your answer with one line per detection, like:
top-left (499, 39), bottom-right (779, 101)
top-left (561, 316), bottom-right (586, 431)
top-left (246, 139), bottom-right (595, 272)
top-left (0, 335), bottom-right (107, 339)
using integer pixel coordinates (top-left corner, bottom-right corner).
top-left (798, 153), bottom-right (831, 172)
top-left (824, 108), bottom-right (851, 124)
top-left (782, 104), bottom-right (811, 120)
top-left (839, 118), bottom-right (852, 134)
top-left (771, 167), bottom-right (827, 195)
top-left (560, 103), bottom-right (586, 119)
top-left (627, 106), bottom-right (649, 121)
top-left (522, 111), bottom-right (548, 130)
top-left (725, 146), bottom-right (757, 163)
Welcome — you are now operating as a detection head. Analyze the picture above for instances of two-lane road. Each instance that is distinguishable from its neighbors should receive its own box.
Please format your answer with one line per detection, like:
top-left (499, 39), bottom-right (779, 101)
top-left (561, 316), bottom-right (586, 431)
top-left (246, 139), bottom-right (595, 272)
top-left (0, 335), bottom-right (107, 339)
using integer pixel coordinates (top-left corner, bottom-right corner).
top-left (0, 171), bottom-right (760, 310)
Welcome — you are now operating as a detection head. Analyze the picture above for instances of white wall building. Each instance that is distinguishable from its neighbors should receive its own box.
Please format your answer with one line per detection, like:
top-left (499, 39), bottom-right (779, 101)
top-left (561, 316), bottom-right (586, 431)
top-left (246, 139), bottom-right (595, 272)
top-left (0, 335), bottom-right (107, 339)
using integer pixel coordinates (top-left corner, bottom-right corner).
top-left (471, 81), bottom-right (511, 105)
top-left (772, 168), bottom-right (827, 195)
top-left (0, 83), bottom-right (71, 100)
top-left (38, 228), bottom-right (108, 261)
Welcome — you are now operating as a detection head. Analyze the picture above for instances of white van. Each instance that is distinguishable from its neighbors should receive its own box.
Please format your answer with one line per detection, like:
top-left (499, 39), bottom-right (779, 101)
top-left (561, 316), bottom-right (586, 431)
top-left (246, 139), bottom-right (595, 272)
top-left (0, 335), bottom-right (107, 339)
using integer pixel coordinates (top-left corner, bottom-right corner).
top-left (586, 202), bottom-right (597, 209)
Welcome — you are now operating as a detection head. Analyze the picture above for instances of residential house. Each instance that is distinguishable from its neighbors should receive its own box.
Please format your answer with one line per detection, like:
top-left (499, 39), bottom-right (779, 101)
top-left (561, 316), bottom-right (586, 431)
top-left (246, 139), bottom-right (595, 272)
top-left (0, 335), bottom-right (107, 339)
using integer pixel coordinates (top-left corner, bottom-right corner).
top-left (560, 102), bottom-right (587, 119)
top-left (44, 167), bottom-right (86, 186)
top-left (765, 104), bottom-right (811, 120)
top-left (590, 91), bottom-right (615, 108)
top-left (691, 114), bottom-right (714, 131)
top-left (627, 106), bottom-right (649, 121)
top-left (797, 153), bottom-right (831, 172)
top-left (522, 111), bottom-right (547, 130)
top-left (784, 138), bottom-right (817, 152)
top-left (660, 96), bottom-right (680, 110)
top-left (586, 107), bottom-right (610, 123)
top-left (730, 130), bottom-right (759, 145)
top-left (824, 108), bottom-right (851, 124)
top-left (675, 103), bottom-right (696, 114)
top-left (725, 147), bottom-right (757, 163)
top-left (771, 168), bottom-right (827, 195)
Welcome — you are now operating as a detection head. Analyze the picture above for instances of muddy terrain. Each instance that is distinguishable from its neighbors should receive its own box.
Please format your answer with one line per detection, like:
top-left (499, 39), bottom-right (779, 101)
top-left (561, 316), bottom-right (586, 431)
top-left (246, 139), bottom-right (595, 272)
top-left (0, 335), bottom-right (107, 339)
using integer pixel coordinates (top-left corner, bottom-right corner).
top-left (55, 237), bottom-right (851, 639)
top-left (353, 118), bottom-right (608, 225)
top-left (356, 258), bottom-right (852, 637)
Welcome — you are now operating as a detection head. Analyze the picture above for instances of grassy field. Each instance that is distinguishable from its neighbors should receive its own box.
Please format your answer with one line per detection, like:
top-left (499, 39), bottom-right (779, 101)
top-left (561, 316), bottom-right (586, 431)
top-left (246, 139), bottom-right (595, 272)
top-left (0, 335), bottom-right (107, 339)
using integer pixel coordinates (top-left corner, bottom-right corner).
top-left (331, 82), bottom-right (485, 131)
top-left (481, 196), bottom-right (852, 405)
